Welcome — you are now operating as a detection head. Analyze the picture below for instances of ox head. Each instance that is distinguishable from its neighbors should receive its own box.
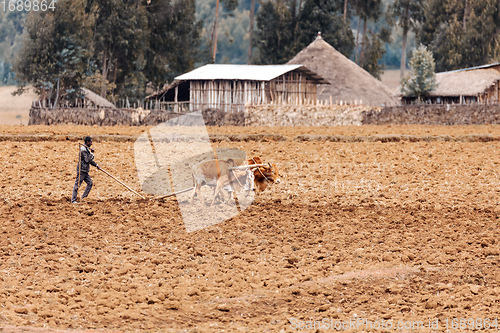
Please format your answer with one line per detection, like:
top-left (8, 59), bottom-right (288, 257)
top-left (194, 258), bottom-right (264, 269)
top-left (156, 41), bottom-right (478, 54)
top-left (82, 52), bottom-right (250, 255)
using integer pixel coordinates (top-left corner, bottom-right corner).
top-left (248, 156), bottom-right (282, 193)
top-left (260, 162), bottom-right (281, 184)
top-left (253, 163), bottom-right (281, 193)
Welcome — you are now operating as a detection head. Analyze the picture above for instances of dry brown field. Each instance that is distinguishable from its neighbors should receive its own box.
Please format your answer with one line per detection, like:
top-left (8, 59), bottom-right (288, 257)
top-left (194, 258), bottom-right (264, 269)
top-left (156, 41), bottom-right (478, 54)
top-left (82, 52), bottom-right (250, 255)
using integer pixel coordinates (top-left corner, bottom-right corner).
top-left (2, 125), bottom-right (500, 332)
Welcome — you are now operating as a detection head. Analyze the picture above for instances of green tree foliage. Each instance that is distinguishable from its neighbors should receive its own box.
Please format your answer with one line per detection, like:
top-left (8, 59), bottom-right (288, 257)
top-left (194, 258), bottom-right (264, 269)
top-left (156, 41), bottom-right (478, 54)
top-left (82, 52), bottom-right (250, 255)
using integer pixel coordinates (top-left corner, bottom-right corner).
top-left (352, 0), bottom-right (383, 64)
top-left (15, 0), bottom-right (203, 102)
top-left (216, 10), bottom-right (251, 63)
top-left (88, 0), bottom-right (153, 99)
top-left (254, 0), bottom-right (354, 64)
top-left (359, 28), bottom-right (391, 79)
top-left (419, 0), bottom-right (500, 72)
top-left (254, 0), bottom-right (297, 64)
top-left (401, 44), bottom-right (437, 99)
top-left (387, 0), bottom-right (426, 79)
top-left (145, 0), bottom-right (202, 88)
top-left (220, 0), bottom-right (238, 11)
top-left (349, 0), bottom-right (391, 78)
top-left (197, 0), bottom-right (261, 64)
top-left (298, 0), bottom-right (354, 57)
top-left (14, 0), bottom-right (93, 102)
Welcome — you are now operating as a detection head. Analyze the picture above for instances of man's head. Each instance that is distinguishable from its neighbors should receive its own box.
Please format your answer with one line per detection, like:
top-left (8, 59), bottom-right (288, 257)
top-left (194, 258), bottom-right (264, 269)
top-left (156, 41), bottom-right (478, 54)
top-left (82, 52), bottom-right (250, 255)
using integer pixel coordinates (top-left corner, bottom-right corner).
top-left (84, 136), bottom-right (93, 147)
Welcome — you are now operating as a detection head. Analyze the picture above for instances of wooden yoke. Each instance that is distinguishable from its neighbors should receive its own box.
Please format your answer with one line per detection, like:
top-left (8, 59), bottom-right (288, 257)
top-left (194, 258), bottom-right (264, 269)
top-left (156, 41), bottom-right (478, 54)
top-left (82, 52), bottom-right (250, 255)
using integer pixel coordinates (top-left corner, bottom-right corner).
top-left (228, 164), bottom-right (268, 171)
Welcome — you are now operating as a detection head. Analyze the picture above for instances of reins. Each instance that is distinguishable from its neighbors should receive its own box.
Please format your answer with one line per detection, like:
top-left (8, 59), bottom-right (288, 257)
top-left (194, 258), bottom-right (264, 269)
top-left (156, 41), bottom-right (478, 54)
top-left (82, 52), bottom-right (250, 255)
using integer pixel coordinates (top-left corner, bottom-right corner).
top-left (251, 157), bottom-right (272, 183)
top-left (228, 159), bottom-right (244, 188)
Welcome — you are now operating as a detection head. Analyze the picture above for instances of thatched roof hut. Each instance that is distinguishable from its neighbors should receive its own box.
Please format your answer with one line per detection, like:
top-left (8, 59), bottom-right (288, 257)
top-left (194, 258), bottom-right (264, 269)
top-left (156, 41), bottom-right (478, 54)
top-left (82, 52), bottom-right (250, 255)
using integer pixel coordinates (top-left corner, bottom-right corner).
top-left (287, 34), bottom-right (399, 107)
top-left (402, 63), bottom-right (500, 104)
top-left (81, 88), bottom-right (115, 108)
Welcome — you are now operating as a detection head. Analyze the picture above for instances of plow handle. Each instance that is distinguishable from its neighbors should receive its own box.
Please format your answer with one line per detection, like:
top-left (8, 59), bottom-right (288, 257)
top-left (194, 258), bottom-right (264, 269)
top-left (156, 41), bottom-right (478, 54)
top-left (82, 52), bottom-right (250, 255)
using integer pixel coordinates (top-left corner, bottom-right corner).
top-left (99, 168), bottom-right (146, 199)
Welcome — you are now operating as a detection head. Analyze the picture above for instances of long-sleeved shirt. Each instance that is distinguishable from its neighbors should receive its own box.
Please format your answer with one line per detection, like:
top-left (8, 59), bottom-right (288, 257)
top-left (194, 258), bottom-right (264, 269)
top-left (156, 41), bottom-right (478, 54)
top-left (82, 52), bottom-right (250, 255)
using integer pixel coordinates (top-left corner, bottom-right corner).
top-left (77, 145), bottom-right (98, 173)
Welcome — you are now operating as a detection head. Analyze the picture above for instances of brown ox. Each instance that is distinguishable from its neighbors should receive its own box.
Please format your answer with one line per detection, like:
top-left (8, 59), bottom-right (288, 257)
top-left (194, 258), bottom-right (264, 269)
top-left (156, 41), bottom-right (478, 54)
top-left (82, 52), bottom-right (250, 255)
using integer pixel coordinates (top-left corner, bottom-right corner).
top-left (247, 156), bottom-right (282, 193)
top-left (190, 158), bottom-right (253, 205)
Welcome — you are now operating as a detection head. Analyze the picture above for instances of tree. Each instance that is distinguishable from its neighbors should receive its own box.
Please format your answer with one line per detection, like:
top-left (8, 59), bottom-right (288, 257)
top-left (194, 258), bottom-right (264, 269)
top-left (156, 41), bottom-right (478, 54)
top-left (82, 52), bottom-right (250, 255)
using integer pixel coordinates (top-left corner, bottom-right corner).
top-left (14, 0), bottom-right (93, 104)
top-left (298, 0), bottom-right (355, 58)
top-left (401, 44), bottom-right (437, 100)
top-left (211, 0), bottom-right (238, 62)
top-left (254, 0), bottom-right (297, 64)
top-left (0, 61), bottom-right (5, 85)
top-left (352, 0), bottom-right (383, 64)
top-left (418, 0), bottom-right (500, 72)
top-left (144, 0), bottom-right (203, 90)
top-left (88, 0), bottom-right (149, 100)
top-left (216, 10), bottom-right (251, 63)
top-left (248, 0), bottom-right (256, 64)
top-left (0, 11), bottom-right (27, 86)
top-left (14, 0), bottom-right (203, 102)
top-left (360, 28), bottom-right (390, 79)
top-left (254, 0), bottom-right (354, 64)
top-left (387, 0), bottom-right (426, 80)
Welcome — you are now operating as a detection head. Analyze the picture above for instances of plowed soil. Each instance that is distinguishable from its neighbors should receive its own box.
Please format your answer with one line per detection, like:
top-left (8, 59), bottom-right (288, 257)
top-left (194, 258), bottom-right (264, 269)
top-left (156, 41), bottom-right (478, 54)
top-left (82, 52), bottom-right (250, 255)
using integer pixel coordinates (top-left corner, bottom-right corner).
top-left (2, 125), bottom-right (500, 332)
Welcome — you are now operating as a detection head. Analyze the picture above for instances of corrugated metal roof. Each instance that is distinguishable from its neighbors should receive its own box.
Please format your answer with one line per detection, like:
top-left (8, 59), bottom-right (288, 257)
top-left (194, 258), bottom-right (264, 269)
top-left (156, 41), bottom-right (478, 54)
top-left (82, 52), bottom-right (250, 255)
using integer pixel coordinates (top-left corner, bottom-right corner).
top-left (174, 64), bottom-right (328, 84)
top-left (444, 62), bottom-right (500, 74)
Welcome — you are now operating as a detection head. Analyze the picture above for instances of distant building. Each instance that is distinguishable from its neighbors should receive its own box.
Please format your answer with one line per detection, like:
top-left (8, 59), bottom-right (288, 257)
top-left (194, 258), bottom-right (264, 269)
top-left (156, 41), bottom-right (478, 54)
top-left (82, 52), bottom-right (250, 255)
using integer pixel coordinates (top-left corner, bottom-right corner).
top-left (402, 63), bottom-right (500, 105)
top-left (287, 33), bottom-right (399, 107)
top-left (81, 88), bottom-right (116, 108)
top-left (147, 64), bottom-right (328, 113)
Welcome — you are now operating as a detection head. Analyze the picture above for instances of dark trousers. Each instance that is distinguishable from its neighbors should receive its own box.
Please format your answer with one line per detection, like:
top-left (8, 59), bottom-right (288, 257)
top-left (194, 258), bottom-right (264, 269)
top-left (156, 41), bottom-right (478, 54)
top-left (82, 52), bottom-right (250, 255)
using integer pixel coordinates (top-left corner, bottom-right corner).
top-left (71, 172), bottom-right (93, 203)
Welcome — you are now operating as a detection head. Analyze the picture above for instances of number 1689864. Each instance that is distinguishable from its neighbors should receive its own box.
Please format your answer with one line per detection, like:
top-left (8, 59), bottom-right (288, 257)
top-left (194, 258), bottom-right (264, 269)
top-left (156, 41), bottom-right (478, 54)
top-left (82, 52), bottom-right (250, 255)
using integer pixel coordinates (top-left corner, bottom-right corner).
top-left (1, 0), bottom-right (56, 12)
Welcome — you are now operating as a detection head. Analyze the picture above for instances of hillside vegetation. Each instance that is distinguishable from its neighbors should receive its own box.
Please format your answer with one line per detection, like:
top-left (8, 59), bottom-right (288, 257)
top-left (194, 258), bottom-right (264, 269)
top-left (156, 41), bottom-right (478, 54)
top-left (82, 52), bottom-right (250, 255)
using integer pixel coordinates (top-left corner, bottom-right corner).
top-left (4, 0), bottom-right (500, 104)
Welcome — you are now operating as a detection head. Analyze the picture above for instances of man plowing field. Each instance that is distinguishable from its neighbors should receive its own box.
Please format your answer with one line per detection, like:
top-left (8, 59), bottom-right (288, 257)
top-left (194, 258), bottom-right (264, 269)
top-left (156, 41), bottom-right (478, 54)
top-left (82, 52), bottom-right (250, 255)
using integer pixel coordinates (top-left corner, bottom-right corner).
top-left (71, 136), bottom-right (145, 202)
top-left (71, 136), bottom-right (100, 203)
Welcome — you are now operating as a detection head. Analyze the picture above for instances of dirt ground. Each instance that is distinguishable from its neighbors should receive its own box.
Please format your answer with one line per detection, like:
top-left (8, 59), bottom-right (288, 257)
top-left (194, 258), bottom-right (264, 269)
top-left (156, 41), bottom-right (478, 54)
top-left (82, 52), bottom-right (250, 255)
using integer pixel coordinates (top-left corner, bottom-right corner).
top-left (2, 125), bottom-right (500, 332)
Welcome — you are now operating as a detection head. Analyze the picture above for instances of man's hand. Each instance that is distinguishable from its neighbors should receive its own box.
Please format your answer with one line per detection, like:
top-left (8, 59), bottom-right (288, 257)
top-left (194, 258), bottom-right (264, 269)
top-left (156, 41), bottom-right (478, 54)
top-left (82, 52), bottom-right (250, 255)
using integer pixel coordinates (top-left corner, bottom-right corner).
top-left (96, 164), bottom-right (101, 170)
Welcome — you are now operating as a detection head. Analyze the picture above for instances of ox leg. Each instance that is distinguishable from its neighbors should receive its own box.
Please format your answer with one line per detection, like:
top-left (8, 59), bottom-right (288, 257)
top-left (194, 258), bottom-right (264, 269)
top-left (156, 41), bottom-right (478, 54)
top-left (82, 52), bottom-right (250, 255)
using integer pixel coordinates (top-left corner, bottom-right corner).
top-left (190, 184), bottom-right (200, 204)
top-left (211, 181), bottom-right (225, 206)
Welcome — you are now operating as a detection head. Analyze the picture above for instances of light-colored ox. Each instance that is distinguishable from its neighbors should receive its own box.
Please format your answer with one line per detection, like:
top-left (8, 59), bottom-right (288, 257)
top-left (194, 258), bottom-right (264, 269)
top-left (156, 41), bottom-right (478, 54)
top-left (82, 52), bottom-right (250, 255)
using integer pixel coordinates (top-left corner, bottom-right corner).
top-left (190, 156), bottom-right (282, 205)
top-left (190, 158), bottom-right (253, 205)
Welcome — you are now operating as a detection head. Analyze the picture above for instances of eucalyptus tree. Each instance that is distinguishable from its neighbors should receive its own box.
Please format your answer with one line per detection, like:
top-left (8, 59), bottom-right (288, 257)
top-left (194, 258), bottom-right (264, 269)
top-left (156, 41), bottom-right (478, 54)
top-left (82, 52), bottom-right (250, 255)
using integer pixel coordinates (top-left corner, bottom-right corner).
top-left (387, 0), bottom-right (426, 80)
top-left (15, 0), bottom-right (203, 102)
top-left (352, 0), bottom-right (383, 64)
top-left (298, 0), bottom-right (355, 58)
top-left (254, 0), bottom-right (298, 64)
top-left (87, 0), bottom-right (148, 99)
top-left (254, 0), bottom-right (354, 64)
top-left (418, 0), bottom-right (500, 72)
top-left (14, 0), bottom-right (93, 104)
top-left (0, 11), bottom-right (27, 85)
top-left (144, 0), bottom-right (202, 89)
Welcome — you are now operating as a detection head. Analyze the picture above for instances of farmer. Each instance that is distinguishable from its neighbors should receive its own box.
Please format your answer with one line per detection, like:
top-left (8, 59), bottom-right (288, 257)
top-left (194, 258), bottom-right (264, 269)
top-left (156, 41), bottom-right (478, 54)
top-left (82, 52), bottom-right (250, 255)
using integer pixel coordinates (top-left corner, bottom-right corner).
top-left (71, 136), bottom-right (100, 203)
